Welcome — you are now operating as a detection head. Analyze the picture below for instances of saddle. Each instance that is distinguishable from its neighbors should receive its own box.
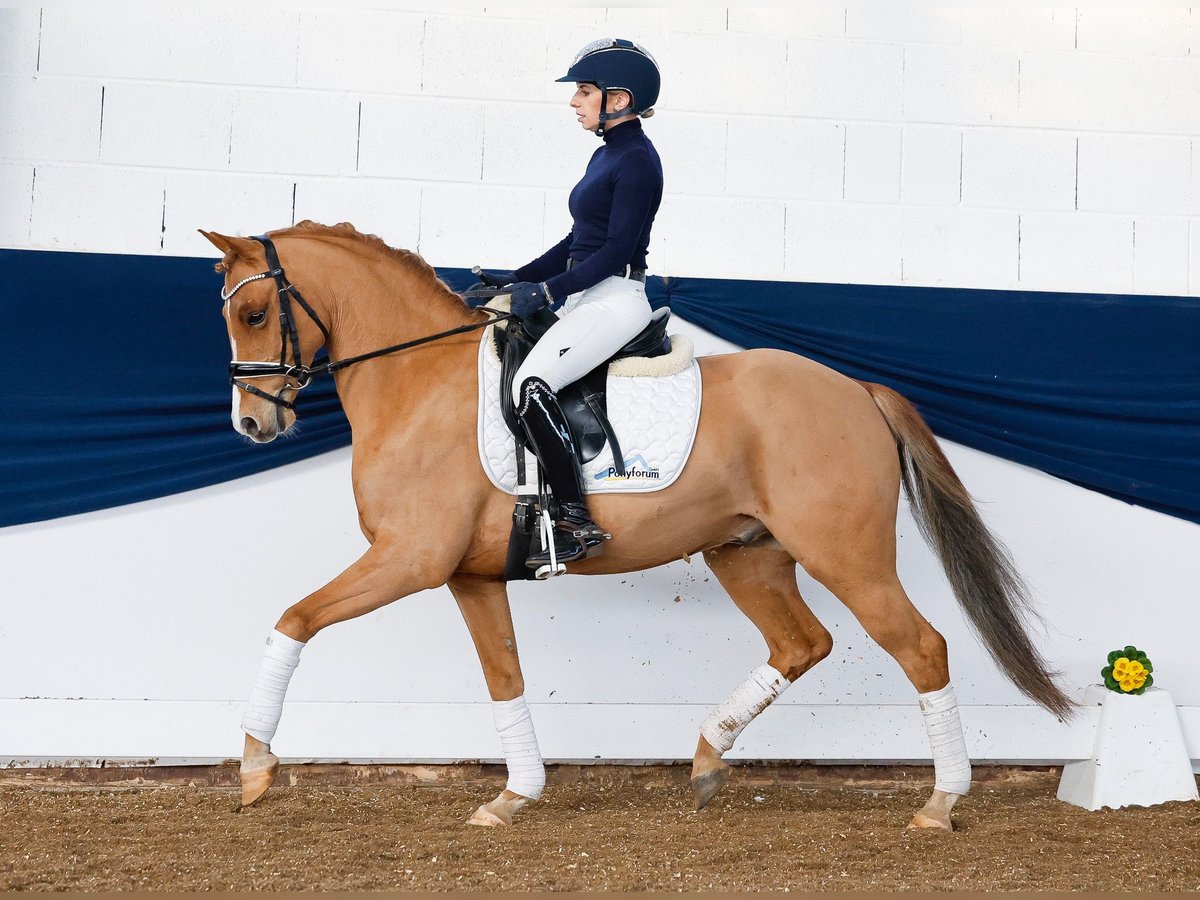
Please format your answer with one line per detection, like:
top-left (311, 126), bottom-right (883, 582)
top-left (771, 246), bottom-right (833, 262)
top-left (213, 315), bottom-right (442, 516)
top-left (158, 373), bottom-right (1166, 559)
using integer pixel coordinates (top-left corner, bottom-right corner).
top-left (494, 305), bottom-right (673, 476)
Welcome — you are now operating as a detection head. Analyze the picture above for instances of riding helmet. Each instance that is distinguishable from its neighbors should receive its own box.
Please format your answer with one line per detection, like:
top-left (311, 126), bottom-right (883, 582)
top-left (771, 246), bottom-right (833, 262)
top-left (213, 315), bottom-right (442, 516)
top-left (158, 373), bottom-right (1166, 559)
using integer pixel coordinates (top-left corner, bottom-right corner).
top-left (556, 38), bottom-right (661, 121)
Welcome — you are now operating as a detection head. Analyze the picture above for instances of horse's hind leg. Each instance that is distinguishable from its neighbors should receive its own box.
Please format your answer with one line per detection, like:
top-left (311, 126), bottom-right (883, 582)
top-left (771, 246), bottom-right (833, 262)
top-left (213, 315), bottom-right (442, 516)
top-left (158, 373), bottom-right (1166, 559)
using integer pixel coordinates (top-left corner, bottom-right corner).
top-left (448, 574), bottom-right (542, 828)
top-left (830, 574), bottom-right (966, 831)
top-left (694, 543), bottom-right (833, 810)
top-left (777, 513), bottom-right (968, 831)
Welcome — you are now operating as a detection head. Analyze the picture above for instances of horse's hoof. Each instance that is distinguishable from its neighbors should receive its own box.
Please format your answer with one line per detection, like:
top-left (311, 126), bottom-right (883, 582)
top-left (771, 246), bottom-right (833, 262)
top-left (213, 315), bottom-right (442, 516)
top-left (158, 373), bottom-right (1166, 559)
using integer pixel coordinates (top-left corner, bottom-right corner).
top-left (467, 804), bottom-right (508, 827)
top-left (906, 810), bottom-right (954, 831)
top-left (239, 753), bottom-right (279, 808)
top-left (906, 789), bottom-right (959, 831)
top-left (466, 790), bottom-right (531, 827)
top-left (691, 768), bottom-right (729, 811)
top-left (690, 735), bottom-right (729, 810)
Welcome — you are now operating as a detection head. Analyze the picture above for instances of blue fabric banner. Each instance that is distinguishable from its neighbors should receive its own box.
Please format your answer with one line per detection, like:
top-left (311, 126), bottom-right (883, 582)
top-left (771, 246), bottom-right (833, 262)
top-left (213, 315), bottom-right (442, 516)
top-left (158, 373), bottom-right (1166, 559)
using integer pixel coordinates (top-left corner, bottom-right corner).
top-left (2, 248), bottom-right (1197, 527)
top-left (650, 277), bottom-right (1200, 525)
top-left (4, 249), bottom-right (349, 527)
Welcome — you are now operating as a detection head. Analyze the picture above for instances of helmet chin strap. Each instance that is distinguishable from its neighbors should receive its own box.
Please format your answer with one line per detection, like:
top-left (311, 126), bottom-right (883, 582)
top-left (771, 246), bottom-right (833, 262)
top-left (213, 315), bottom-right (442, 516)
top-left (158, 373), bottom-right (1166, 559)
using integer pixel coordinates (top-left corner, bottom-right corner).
top-left (594, 88), bottom-right (609, 137)
top-left (594, 90), bottom-right (631, 137)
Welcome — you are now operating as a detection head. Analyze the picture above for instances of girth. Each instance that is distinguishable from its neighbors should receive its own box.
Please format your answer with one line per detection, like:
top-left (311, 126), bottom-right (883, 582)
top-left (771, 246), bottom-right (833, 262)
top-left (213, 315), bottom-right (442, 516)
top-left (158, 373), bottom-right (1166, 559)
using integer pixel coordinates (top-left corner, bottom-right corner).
top-left (495, 306), bottom-right (672, 475)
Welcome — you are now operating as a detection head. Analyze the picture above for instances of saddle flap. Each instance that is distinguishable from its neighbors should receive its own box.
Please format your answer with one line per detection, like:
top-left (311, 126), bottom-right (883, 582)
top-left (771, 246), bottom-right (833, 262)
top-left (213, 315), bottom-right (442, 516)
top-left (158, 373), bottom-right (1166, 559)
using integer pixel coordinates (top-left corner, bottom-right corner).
top-left (558, 366), bottom-right (614, 464)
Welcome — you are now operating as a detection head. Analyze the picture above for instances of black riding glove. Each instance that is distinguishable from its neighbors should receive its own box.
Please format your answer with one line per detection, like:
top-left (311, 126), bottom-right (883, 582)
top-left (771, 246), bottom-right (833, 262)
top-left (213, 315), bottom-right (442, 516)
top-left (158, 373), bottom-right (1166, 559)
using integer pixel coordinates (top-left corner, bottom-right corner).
top-left (461, 268), bottom-right (517, 307)
top-left (509, 282), bottom-right (553, 318)
top-left (474, 268), bottom-right (516, 288)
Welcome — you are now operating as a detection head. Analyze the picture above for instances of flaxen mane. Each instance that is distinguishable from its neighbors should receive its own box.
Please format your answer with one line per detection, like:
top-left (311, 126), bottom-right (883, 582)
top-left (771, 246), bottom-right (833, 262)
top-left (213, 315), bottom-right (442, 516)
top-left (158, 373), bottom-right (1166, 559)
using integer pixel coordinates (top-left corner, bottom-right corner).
top-left (279, 221), bottom-right (462, 302)
top-left (216, 220), bottom-right (463, 304)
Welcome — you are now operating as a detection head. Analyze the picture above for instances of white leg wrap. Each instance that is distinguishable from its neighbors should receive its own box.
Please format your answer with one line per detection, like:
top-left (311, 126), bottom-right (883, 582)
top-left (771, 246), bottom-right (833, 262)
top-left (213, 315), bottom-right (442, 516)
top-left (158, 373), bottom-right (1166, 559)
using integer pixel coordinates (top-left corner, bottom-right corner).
top-left (492, 695), bottom-right (545, 801)
top-left (241, 629), bottom-right (305, 745)
top-left (919, 682), bottom-right (972, 795)
top-left (700, 664), bottom-right (790, 755)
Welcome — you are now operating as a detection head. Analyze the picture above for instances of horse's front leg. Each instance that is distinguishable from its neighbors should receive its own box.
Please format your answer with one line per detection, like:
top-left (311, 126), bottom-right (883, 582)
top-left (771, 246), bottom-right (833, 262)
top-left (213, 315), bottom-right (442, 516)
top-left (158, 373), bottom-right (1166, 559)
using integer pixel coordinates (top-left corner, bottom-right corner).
top-left (447, 574), bottom-right (543, 827)
top-left (239, 538), bottom-right (451, 808)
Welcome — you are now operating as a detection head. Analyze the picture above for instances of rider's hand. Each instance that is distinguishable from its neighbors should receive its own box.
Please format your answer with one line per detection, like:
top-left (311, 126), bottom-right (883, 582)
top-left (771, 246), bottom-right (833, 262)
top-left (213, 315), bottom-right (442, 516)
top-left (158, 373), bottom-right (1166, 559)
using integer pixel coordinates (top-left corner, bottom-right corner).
top-left (509, 282), bottom-right (553, 318)
top-left (473, 268), bottom-right (515, 288)
top-left (461, 268), bottom-right (516, 307)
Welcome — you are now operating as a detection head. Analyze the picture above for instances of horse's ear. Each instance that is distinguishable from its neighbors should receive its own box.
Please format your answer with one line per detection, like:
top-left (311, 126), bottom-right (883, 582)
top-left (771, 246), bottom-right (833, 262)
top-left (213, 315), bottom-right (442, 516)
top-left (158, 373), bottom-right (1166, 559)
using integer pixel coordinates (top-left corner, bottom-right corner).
top-left (198, 230), bottom-right (261, 271)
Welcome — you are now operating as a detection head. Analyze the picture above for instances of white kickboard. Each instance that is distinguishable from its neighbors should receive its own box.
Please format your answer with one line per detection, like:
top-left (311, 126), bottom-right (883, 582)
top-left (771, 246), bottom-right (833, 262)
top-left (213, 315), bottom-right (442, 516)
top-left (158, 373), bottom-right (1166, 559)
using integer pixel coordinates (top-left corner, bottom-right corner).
top-left (476, 326), bottom-right (702, 495)
top-left (1057, 685), bottom-right (1199, 810)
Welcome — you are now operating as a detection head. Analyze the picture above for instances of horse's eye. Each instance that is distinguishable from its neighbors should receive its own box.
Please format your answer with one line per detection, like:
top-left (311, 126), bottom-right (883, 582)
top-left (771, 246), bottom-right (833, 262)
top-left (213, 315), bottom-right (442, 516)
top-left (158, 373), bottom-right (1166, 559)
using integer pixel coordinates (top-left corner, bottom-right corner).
top-left (247, 310), bottom-right (267, 327)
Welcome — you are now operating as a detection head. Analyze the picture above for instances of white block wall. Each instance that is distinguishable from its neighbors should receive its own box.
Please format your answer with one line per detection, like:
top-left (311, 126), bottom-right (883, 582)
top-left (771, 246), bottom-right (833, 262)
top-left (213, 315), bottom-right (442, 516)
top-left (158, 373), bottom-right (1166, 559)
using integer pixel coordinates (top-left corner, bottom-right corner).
top-left (1, 7), bottom-right (1196, 289)
top-left (2, 9), bottom-right (1199, 766)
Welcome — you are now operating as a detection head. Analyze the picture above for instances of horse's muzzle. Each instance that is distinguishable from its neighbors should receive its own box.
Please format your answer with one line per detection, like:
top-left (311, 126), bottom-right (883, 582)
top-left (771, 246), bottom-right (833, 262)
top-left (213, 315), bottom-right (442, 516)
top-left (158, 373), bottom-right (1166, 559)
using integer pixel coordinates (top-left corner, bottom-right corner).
top-left (239, 415), bottom-right (279, 443)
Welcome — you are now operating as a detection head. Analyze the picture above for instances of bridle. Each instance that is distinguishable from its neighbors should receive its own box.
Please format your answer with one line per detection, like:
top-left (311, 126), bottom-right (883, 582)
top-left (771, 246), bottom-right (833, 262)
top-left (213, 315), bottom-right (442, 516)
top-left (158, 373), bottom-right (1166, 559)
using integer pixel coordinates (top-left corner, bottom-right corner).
top-left (224, 235), bottom-right (512, 411)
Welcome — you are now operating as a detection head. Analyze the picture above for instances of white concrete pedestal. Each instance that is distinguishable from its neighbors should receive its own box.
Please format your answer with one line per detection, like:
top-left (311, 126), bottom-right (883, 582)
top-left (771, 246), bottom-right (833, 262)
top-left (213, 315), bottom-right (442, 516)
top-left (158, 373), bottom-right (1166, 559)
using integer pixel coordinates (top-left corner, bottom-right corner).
top-left (1057, 685), bottom-right (1199, 810)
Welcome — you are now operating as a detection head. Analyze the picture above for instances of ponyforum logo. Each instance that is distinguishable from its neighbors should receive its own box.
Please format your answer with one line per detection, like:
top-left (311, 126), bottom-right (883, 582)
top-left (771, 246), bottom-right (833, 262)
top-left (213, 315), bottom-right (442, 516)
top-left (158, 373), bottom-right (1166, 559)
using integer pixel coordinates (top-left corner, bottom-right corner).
top-left (594, 454), bottom-right (661, 482)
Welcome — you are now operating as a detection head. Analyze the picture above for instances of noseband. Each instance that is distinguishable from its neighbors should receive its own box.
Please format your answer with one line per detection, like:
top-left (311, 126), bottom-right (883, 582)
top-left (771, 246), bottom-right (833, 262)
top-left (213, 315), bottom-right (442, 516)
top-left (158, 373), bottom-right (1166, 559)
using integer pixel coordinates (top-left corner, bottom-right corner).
top-left (224, 235), bottom-right (511, 411)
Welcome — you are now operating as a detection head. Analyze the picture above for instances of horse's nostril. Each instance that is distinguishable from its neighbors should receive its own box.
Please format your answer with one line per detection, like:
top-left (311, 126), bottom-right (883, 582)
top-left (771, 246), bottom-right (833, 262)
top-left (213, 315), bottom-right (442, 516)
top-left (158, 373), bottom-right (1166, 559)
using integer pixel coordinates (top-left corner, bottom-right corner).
top-left (241, 417), bottom-right (259, 436)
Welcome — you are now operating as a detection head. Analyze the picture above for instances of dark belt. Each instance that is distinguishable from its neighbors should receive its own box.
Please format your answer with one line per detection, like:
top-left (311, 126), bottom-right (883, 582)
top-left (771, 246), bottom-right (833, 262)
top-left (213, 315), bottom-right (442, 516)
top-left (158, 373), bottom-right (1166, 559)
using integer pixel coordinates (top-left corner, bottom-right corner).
top-left (566, 257), bottom-right (646, 283)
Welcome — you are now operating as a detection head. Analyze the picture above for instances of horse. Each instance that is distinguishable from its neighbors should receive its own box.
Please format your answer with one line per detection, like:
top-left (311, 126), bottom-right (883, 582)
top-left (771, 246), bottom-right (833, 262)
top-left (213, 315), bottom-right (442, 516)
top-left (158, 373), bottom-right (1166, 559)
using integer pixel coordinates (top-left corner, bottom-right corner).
top-left (202, 221), bottom-right (1073, 832)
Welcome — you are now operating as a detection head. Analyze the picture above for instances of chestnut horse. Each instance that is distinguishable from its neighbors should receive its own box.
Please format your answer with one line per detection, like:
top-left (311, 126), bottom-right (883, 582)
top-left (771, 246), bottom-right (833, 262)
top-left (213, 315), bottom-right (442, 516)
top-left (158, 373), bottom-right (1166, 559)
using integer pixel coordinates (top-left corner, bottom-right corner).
top-left (203, 222), bottom-right (1071, 832)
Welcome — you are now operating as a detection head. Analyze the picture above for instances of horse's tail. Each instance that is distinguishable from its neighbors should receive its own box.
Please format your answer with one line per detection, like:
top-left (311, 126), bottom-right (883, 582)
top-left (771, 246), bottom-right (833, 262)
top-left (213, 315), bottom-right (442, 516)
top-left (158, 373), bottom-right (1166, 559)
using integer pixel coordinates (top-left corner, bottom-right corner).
top-left (859, 381), bottom-right (1075, 720)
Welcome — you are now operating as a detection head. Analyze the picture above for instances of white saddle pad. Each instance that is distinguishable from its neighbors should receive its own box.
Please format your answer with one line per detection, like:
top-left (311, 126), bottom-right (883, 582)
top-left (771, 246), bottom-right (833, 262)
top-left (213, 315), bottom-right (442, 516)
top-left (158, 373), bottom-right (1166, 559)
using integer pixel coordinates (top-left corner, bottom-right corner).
top-left (477, 325), bottom-right (703, 495)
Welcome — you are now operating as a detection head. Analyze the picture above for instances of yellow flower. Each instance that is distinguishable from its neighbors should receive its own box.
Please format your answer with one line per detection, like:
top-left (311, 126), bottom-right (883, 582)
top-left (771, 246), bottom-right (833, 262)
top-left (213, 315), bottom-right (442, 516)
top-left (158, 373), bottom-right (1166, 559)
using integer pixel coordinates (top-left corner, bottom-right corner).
top-left (1127, 660), bottom-right (1145, 677)
top-left (1119, 677), bottom-right (1137, 692)
top-left (1113, 658), bottom-right (1130, 677)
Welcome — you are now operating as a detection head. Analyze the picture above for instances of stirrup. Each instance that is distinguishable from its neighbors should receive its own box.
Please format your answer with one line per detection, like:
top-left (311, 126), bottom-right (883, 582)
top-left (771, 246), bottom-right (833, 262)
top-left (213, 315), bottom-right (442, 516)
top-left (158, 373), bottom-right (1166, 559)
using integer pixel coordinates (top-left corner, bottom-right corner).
top-left (527, 510), bottom-right (610, 575)
top-left (533, 562), bottom-right (567, 580)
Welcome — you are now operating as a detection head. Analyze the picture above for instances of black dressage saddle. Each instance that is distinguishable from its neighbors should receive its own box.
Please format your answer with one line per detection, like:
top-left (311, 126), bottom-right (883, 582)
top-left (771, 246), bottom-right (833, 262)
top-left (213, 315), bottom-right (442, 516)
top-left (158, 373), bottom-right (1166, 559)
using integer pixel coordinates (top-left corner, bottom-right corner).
top-left (494, 305), bottom-right (673, 476)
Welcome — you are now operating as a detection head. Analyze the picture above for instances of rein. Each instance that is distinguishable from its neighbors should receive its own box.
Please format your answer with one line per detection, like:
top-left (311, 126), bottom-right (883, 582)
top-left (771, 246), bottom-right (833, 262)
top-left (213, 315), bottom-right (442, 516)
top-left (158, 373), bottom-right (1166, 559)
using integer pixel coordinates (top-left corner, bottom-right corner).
top-left (225, 235), bottom-right (513, 410)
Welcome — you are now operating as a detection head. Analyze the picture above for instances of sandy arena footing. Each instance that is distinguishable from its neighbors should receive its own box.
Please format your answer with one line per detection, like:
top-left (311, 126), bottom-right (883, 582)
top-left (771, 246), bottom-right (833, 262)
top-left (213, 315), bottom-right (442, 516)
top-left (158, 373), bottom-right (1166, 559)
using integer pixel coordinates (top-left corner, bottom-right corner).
top-left (2, 764), bottom-right (1197, 891)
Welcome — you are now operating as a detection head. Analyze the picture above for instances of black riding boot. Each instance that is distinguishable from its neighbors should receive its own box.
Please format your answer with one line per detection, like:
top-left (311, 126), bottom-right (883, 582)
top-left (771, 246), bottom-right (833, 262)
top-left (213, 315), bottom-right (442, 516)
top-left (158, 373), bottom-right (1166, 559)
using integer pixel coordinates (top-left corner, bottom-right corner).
top-left (517, 377), bottom-right (610, 568)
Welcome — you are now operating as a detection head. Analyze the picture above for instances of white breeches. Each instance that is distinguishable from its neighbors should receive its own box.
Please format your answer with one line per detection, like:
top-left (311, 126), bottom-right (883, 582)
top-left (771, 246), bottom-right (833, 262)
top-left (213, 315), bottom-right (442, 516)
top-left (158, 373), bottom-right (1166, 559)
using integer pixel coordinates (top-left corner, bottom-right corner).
top-left (492, 695), bottom-right (546, 800)
top-left (242, 629), bottom-right (305, 744)
top-left (511, 275), bottom-right (653, 403)
top-left (700, 664), bottom-right (791, 754)
top-left (919, 682), bottom-right (973, 795)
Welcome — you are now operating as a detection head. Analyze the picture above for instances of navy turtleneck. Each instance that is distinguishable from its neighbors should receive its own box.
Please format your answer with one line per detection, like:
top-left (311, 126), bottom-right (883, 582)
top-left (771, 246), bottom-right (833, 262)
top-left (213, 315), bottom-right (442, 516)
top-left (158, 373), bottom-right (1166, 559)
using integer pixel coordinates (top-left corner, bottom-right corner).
top-left (514, 118), bottom-right (663, 304)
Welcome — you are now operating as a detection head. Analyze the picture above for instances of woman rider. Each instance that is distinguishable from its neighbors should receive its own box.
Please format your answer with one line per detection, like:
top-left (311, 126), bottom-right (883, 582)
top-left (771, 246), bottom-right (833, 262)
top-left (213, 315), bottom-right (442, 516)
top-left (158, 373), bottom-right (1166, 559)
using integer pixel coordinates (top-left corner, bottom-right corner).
top-left (475, 39), bottom-right (663, 570)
